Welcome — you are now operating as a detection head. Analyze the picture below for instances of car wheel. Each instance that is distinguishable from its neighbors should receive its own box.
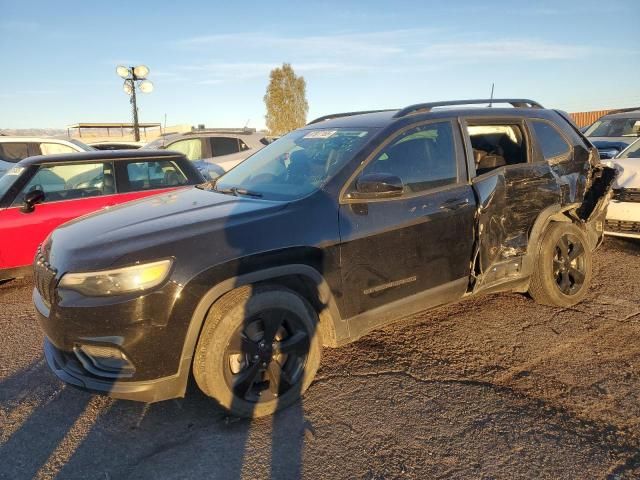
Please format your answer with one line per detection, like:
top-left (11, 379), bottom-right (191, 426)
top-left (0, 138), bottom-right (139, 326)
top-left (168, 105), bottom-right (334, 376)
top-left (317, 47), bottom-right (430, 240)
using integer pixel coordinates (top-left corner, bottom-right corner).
top-left (193, 285), bottom-right (322, 418)
top-left (528, 222), bottom-right (592, 307)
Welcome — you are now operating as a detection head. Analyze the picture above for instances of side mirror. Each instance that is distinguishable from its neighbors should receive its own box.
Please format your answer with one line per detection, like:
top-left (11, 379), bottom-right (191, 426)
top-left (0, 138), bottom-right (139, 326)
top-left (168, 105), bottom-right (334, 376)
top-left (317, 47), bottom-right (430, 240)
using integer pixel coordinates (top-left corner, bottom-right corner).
top-left (352, 173), bottom-right (404, 199)
top-left (20, 189), bottom-right (45, 213)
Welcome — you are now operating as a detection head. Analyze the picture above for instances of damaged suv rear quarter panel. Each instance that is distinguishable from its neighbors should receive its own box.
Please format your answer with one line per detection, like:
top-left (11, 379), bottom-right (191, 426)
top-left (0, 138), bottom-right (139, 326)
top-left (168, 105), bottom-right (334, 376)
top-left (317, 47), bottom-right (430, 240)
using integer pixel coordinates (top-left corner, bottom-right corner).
top-left (468, 112), bottom-right (616, 292)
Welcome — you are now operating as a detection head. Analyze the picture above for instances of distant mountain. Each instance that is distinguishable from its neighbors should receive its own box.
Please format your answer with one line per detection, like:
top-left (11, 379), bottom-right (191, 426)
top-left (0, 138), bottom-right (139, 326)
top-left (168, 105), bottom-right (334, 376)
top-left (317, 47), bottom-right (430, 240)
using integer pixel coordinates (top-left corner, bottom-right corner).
top-left (0, 128), bottom-right (67, 137)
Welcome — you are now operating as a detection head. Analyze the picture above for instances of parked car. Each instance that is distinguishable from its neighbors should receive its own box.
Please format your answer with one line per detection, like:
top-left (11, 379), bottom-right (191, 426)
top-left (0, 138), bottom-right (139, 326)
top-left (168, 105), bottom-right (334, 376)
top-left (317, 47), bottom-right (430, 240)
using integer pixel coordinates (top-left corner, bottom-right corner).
top-left (585, 110), bottom-right (640, 159)
top-left (34, 99), bottom-right (615, 417)
top-left (0, 137), bottom-right (94, 177)
top-left (142, 128), bottom-right (270, 179)
top-left (0, 150), bottom-right (204, 280)
top-left (89, 141), bottom-right (144, 150)
top-left (604, 138), bottom-right (640, 239)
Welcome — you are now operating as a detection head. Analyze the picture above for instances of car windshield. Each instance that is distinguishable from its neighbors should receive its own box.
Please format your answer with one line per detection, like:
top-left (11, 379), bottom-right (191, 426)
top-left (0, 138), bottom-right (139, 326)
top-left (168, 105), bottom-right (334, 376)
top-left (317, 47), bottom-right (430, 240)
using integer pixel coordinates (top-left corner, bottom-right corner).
top-left (0, 166), bottom-right (24, 198)
top-left (585, 118), bottom-right (640, 138)
top-left (209, 127), bottom-right (377, 201)
top-left (617, 140), bottom-right (640, 159)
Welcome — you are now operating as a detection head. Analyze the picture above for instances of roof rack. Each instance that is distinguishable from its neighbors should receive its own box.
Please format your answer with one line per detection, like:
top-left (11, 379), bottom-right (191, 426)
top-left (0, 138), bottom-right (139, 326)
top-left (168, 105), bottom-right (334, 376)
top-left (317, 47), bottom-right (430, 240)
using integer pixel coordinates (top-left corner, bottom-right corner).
top-left (307, 109), bottom-right (395, 125)
top-left (393, 99), bottom-right (543, 118)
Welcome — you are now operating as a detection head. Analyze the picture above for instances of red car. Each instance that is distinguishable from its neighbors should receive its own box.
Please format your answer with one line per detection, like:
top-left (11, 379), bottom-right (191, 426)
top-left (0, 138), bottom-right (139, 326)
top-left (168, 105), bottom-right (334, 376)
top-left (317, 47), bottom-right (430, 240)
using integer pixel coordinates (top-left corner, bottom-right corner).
top-left (0, 150), bottom-right (204, 280)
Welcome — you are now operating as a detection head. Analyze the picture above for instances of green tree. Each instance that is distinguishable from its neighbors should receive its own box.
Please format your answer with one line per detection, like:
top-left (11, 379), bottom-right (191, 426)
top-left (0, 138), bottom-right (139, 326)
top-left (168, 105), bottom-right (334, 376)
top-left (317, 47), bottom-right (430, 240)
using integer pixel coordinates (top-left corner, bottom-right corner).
top-left (264, 63), bottom-right (309, 135)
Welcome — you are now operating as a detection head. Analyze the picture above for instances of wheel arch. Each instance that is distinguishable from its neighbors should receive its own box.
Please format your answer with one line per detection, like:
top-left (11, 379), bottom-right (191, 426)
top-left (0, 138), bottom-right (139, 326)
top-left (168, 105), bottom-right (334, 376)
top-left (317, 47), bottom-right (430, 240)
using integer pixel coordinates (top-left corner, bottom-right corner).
top-left (180, 263), bottom-right (346, 378)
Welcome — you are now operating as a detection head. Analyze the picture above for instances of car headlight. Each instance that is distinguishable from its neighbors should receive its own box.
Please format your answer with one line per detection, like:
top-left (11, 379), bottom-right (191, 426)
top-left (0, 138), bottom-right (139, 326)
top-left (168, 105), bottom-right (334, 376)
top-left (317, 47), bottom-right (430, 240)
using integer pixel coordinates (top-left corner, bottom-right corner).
top-left (59, 259), bottom-right (173, 296)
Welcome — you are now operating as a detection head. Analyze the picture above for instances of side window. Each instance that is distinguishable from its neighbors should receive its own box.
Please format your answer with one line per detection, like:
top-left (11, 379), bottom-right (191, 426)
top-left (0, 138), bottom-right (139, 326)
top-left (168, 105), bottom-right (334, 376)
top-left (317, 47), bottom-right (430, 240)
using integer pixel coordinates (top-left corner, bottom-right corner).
top-left (210, 137), bottom-right (240, 157)
top-left (467, 124), bottom-right (527, 175)
top-left (531, 120), bottom-right (571, 161)
top-left (239, 139), bottom-right (250, 151)
top-left (39, 143), bottom-right (77, 155)
top-left (361, 121), bottom-right (457, 194)
top-left (167, 139), bottom-right (202, 161)
top-left (12, 162), bottom-right (112, 205)
top-left (0, 143), bottom-right (30, 163)
top-left (122, 160), bottom-right (188, 192)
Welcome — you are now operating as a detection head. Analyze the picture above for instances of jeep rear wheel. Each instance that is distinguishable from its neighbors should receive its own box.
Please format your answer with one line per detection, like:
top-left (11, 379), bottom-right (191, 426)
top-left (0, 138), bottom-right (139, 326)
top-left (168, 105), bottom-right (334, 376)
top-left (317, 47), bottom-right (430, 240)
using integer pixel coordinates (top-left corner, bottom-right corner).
top-left (528, 222), bottom-right (592, 307)
top-left (193, 285), bottom-right (322, 418)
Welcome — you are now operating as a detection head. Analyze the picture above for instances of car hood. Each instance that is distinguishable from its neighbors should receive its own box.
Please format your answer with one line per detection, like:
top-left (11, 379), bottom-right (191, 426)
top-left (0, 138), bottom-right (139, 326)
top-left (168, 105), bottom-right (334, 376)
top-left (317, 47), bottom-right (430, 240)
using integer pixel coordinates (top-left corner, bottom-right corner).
top-left (590, 138), bottom-right (635, 150)
top-left (48, 187), bottom-right (288, 272)
top-left (608, 158), bottom-right (640, 189)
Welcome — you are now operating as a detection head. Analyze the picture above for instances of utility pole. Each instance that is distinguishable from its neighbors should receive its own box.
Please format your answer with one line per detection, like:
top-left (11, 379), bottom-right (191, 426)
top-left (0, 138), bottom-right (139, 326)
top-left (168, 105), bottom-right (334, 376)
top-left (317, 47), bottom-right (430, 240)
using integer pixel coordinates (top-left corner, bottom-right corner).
top-left (116, 65), bottom-right (154, 142)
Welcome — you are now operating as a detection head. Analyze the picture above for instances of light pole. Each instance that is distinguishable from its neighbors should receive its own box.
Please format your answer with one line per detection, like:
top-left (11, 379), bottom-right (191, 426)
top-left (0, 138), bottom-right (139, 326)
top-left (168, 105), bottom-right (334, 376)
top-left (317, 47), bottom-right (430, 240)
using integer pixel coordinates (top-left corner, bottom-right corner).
top-left (116, 65), bottom-right (154, 141)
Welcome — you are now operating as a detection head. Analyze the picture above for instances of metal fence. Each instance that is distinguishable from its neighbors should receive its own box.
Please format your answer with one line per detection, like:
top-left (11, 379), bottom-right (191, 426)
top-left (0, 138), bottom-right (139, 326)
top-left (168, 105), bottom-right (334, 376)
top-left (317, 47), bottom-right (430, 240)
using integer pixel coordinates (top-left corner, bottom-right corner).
top-left (569, 110), bottom-right (614, 128)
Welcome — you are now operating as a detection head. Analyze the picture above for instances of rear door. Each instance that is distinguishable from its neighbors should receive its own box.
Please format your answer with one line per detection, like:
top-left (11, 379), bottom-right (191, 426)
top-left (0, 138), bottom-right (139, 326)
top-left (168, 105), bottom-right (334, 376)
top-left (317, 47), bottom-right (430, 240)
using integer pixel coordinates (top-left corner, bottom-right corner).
top-left (338, 119), bottom-right (476, 319)
top-left (462, 117), bottom-right (565, 288)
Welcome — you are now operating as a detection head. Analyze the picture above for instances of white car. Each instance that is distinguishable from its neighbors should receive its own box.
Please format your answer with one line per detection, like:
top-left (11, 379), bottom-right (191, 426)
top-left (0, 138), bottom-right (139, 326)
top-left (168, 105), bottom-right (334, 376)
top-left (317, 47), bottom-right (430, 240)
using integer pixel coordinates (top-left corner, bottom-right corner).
top-left (0, 137), bottom-right (94, 177)
top-left (605, 138), bottom-right (640, 239)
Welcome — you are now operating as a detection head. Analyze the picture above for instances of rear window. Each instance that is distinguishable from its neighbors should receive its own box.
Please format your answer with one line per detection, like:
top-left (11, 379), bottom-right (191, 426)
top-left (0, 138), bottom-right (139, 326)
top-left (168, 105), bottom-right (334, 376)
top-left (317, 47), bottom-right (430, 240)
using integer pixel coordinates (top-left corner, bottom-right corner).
top-left (0, 143), bottom-right (30, 163)
top-left (210, 137), bottom-right (240, 157)
top-left (121, 160), bottom-right (189, 192)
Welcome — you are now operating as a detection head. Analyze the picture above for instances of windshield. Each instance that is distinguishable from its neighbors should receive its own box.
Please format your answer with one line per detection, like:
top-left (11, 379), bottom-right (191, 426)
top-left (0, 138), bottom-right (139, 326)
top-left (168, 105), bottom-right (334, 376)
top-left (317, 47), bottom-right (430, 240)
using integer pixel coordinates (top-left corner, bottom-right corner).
top-left (0, 166), bottom-right (24, 199)
top-left (63, 139), bottom-right (94, 151)
top-left (211, 127), bottom-right (377, 201)
top-left (618, 140), bottom-right (640, 159)
top-left (585, 118), bottom-right (640, 138)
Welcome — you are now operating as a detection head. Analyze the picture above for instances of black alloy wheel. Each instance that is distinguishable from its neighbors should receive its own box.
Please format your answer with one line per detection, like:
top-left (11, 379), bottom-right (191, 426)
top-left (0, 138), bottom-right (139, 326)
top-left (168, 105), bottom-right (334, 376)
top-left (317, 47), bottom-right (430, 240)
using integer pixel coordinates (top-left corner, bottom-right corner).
top-left (553, 232), bottom-right (587, 296)
top-left (223, 308), bottom-right (310, 404)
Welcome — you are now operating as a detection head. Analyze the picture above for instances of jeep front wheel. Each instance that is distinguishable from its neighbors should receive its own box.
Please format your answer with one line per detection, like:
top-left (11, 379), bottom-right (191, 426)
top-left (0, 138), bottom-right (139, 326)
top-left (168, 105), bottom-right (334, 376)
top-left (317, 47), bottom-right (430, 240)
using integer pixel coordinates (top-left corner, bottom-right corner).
top-left (528, 222), bottom-right (592, 307)
top-left (193, 285), bottom-right (322, 418)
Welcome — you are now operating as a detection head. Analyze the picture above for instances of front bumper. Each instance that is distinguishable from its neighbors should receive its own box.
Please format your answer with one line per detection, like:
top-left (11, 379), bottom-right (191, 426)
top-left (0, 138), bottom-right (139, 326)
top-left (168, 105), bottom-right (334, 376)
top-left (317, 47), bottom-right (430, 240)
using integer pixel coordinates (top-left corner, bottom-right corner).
top-left (43, 337), bottom-right (190, 403)
top-left (33, 279), bottom-right (194, 403)
top-left (605, 201), bottom-right (640, 239)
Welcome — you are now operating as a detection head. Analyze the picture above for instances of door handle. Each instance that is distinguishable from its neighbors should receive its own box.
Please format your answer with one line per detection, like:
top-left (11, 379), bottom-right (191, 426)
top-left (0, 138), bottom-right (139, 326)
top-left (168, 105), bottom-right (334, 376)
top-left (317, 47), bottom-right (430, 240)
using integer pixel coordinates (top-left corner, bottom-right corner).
top-left (439, 198), bottom-right (469, 211)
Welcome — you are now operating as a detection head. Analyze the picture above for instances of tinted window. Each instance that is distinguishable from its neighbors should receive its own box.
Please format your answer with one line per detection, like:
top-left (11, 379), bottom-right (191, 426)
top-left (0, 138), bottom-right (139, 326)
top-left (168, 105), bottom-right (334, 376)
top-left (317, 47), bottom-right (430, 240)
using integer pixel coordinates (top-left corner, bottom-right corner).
top-left (12, 162), bottom-right (112, 205)
top-left (531, 120), bottom-right (570, 160)
top-left (167, 139), bottom-right (202, 161)
top-left (122, 160), bottom-right (188, 192)
top-left (0, 143), bottom-right (29, 163)
top-left (361, 122), bottom-right (457, 193)
top-left (210, 137), bottom-right (240, 157)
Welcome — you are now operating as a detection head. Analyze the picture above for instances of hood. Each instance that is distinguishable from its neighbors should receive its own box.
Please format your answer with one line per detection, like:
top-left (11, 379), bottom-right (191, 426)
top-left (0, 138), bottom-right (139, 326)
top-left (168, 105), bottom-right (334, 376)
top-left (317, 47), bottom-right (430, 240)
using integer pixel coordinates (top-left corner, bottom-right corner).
top-left (49, 187), bottom-right (287, 272)
top-left (608, 158), bottom-right (640, 189)
top-left (590, 138), bottom-right (635, 158)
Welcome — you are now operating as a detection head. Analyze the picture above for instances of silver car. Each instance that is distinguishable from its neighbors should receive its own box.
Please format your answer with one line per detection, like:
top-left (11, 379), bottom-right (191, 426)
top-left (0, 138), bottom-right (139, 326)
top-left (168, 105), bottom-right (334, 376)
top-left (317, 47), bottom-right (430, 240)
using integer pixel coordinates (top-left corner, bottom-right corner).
top-left (142, 128), bottom-right (272, 180)
top-left (585, 110), bottom-right (640, 159)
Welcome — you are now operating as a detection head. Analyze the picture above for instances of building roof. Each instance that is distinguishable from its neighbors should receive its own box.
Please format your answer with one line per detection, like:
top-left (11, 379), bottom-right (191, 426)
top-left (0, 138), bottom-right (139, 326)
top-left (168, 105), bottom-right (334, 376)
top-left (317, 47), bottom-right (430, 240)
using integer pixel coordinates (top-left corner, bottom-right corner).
top-left (67, 123), bottom-right (162, 129)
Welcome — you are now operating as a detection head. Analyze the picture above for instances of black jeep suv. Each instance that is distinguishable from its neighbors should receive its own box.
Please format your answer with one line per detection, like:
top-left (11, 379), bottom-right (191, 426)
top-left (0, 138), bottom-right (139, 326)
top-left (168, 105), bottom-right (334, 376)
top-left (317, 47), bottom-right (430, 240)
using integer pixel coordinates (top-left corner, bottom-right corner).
top-left (34, 99), bottom-right (615, 417)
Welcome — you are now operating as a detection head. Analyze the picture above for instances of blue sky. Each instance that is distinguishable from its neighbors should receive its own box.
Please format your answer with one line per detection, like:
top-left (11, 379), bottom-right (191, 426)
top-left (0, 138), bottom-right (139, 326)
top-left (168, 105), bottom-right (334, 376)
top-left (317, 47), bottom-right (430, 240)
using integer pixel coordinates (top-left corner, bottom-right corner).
top-left (1, 0), bottom-right (638, 129)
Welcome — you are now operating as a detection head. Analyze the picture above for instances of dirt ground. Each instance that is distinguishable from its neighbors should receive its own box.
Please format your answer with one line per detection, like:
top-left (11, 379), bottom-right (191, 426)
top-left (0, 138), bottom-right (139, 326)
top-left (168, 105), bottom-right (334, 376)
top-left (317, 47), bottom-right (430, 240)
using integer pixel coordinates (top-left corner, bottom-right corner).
top-left (1, 238), bottom-right (639, 480)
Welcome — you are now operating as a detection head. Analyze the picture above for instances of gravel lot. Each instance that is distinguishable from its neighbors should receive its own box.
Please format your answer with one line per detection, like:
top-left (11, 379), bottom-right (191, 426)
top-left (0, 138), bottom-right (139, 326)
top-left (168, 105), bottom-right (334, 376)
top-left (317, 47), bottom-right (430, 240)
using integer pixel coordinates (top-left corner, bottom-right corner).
top-left (1, 238), bottom-right (639, 480)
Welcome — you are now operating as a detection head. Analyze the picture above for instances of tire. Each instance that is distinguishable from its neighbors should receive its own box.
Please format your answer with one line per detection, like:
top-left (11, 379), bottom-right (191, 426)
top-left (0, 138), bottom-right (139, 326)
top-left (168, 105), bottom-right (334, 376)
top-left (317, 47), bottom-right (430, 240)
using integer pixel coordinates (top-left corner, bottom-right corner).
top-left (528, 222), bottom-right (593, 307)
top-left (193, 285), bottom-right (322, 418)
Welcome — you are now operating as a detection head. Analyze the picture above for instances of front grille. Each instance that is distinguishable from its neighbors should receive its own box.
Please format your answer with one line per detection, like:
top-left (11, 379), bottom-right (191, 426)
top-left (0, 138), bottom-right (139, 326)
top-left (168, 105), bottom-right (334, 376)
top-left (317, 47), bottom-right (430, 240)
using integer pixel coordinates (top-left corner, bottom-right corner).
top-left (606, 220), bottom-right (640, 234)
top-left (33, 245), bottom-right (57, 306)
top-left (613, 188), bottom-right (640, 203)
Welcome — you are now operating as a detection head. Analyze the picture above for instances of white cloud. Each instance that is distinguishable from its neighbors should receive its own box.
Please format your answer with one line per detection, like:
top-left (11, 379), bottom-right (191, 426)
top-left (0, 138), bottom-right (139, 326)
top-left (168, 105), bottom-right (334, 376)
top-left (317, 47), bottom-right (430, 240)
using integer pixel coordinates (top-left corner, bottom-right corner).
top-left (417, 39), bottom-right (591, 61)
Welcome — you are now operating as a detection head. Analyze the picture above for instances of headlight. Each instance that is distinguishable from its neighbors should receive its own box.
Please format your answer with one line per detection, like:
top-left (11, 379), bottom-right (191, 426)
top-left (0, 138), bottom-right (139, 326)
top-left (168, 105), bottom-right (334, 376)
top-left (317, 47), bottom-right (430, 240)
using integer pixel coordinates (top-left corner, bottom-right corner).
top-left (59, 259), bottom-right (172, 296)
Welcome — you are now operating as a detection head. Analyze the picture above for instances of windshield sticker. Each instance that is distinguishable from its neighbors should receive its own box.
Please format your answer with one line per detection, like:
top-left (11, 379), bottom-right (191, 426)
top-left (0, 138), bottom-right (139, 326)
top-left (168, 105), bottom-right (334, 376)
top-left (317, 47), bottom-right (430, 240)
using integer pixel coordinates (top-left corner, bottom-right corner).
top-left (303, 130), bottom-right (337, 139)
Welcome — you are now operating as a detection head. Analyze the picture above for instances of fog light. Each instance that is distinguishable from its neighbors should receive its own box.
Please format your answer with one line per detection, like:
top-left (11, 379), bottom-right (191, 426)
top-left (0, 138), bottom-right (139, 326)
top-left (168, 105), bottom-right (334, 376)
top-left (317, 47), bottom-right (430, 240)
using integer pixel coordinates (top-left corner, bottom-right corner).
top-left (75, 344), bottom-right (135, 378)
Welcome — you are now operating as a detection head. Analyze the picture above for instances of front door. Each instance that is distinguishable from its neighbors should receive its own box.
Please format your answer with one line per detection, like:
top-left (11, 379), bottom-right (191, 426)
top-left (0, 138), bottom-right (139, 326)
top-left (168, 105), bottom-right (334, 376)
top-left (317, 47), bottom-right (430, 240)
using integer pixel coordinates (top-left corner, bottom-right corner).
top-left (338, 120), bottom-right (476, 319)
